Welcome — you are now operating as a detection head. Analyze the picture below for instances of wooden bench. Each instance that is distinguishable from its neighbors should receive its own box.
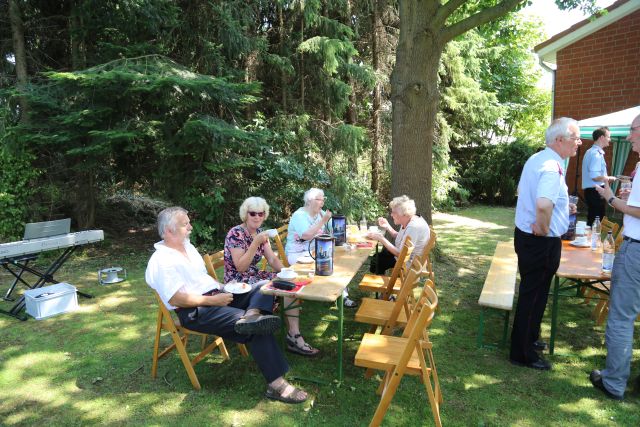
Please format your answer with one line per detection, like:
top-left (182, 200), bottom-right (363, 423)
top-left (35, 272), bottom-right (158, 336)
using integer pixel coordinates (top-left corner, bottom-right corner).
top-left (477, 240), bottom-right (518, 348)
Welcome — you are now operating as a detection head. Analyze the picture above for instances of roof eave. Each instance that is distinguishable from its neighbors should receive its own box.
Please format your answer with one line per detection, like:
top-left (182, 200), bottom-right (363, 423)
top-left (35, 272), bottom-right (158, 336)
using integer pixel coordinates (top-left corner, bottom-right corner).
top-left (536, 0), bottom-right (640, 65)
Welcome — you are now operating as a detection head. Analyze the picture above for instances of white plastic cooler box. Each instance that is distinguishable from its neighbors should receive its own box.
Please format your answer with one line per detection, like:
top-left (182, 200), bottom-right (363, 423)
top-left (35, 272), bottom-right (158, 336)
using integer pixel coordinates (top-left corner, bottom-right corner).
top-left (24, 283), bottom-right (79, 320)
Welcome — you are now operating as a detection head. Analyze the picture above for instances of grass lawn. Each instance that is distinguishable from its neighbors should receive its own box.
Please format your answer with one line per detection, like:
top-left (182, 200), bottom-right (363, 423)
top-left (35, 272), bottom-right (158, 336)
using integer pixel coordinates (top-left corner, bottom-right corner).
top-left (1, 205), bottom-right (638, 426)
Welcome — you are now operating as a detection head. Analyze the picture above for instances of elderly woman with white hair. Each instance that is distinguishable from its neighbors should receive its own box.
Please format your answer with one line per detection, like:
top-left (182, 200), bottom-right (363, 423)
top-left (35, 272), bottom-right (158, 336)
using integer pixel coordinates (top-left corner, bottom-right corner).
top-left (285, 188), bottom-right (358, 308)
top-left (225, 197), bottom-right (319, 357)
top-left (368, 195), bottom-right (431, 275)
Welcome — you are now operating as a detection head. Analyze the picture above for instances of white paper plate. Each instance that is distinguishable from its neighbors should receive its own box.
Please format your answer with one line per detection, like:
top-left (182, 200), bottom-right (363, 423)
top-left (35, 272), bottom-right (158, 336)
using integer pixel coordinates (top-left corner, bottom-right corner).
top-left (223, 282), bottom-right (252, 294)
top-left (296, 256), bottom-right (314, 264)
top-left (569, 241), bottom-right (590, 248)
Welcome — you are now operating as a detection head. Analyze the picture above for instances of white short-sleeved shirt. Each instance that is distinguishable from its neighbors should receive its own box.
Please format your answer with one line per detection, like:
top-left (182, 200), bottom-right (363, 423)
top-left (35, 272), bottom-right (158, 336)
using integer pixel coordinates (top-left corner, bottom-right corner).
top-left (515, 147), bottom-right (569, 237)
top-left (145, 240), bottom-right (220, 309)
top-left (394, 215), bottom-right (431, 262)
top-left (285, 207), bottom-right (329, 256)
top-left (582, 145), bottom-right (607, 189)
top-left (623, 172), bottom-right (640, 240)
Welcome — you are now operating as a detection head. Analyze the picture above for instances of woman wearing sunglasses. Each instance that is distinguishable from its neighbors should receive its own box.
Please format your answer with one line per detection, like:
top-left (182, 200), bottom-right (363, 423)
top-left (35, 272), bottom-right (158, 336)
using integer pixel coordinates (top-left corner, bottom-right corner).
top-left (224, 197), bottom-right (319, 357)
top-left (285, 188), bottom-right (358, 308)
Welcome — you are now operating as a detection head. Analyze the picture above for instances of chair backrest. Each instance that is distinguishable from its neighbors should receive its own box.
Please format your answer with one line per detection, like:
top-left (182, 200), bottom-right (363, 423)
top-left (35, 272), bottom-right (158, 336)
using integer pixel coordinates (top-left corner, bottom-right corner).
top-left (401, 280), bottom-right (438, 340)
top-left (382, 236), bottom-right (414, 297)
top-left (274, 224), bottom-right (290, 267)
top-left (615, 225), bottom-right (625, 251)
top-left (600, 217), bottom-right (620, 239)
top-left (382, 257), bottom-right (423, 334)
top-left (203, 250), bottom-right (225, 281)
top-left (417, 226), bottom-right (437, 282)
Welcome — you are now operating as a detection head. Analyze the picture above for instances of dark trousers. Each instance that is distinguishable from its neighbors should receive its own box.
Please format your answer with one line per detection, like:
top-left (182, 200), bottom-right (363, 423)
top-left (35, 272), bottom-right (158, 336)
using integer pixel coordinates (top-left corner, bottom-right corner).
top-left (369, 247), bottom-right (397, 275)
top-left (177, 285), bottom-right (288, 383)
top-left (510, 227), bottom-right (561, 363)
top-left (584, 187), bottom-right (605, 226)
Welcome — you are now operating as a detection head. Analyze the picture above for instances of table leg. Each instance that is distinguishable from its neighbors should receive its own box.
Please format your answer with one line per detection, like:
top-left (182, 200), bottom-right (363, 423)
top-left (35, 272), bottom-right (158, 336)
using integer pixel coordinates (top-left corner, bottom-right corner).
top-left (337, 293), bottom-right (344, 383)
top-left (550, 275), bottom-right (560, 355)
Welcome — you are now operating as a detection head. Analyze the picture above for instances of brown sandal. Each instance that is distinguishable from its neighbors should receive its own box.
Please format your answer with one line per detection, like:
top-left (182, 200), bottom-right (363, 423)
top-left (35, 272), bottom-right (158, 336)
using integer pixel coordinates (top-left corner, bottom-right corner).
top-left (286, 333), bottom-right (320, 357)
top-left (265, 381), bottom-right (308, 404)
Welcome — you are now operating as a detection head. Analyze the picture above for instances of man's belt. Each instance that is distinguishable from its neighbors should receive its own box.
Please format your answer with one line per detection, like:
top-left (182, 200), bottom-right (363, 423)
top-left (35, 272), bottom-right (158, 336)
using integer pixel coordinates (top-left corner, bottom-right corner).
top-left (623, 236), bottom-right (640, 244)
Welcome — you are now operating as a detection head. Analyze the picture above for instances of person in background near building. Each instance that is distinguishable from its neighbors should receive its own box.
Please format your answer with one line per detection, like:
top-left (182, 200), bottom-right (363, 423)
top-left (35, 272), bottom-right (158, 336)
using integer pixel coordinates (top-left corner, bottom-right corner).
top-left (582, 126), bottom-right (616, 226)
top-left (590, 114), bottom-right (640, 401)
top-left (511, 117), bottom-right (580, 371)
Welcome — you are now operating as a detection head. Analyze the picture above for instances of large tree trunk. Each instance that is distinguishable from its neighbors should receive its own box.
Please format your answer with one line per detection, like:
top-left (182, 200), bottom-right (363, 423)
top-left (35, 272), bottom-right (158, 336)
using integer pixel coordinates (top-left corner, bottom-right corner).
top-left (389, 0), bottom-right (528, 223)
top-left (370, 0), bottom-right (384, 197)
top-left (9, 0), bottom-right (29, 122)
top-left (390, 2), bottom-right (442, 223)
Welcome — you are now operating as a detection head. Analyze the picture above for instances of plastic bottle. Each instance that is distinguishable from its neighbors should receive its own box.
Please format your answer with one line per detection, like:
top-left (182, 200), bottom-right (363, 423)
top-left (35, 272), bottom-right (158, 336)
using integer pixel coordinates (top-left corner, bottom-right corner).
top-left (359, 214), bottom-right (367, 232)
top-left (602, 230), bottom-right (615, 273)
top-left (591, 216), bottom-right (601, 251)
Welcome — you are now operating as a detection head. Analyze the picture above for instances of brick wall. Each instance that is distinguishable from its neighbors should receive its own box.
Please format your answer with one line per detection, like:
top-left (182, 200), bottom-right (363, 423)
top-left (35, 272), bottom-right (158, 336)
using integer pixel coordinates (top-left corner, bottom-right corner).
top-left (553, 9), bottom-right (640, 193)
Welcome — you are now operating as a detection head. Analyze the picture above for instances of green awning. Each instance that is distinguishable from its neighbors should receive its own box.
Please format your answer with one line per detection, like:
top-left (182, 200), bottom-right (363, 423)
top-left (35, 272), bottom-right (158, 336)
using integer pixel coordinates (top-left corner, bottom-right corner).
top-left (577, 106), bottom-right (639, 193)
top-left (578, 106), bottom-right (640, 139)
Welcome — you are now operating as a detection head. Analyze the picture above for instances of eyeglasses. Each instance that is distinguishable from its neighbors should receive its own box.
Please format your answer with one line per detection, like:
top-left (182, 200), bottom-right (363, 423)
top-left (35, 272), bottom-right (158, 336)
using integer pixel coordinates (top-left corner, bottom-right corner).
top-left (630, 126), bottom-right (640, 133)
top-left (314, 198), bottom-right (325, 202)
top-left (565, 136), bottom-right (581, 141)
top-left (248, 211), bottom-right (265, 217)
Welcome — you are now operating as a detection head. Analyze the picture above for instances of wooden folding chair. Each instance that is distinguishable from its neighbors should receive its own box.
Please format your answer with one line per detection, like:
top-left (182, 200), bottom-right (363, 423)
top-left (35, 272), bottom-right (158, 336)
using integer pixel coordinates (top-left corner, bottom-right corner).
top-left (358, 236), bottom-right (414, 299)
top-left (203, 250), bottom-right (225, 281)
top-left (151, 291), bottom-right (230, 391)
top-left (202, 252), bottom-right (249, 357)
top-left (615, 226), bottom-right (625, 251)
top-left (355, 257), bottom-right (424, 336)
top-left (355, 285), bottom-right (441, 427)
top-left (360, 226), bottom-right (437, 299)
top-left (273, 224), bottom-right (289, 267)
top-left (600, 217), bottom-right (620, 240)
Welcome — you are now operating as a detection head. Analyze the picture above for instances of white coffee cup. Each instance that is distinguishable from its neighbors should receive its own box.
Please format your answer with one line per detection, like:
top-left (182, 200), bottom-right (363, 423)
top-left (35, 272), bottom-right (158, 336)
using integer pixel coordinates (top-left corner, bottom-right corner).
top-left (277, 268), bottom-right (296, 281)
top-left (266, 229), bottom-right (278, 238)
top-left (368, 226), bottom-right (380, 234)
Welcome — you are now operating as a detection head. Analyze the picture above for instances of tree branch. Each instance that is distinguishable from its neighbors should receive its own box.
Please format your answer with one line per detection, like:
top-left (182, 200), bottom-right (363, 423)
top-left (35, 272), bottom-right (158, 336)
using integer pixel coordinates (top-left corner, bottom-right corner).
top-left (434, 0), bottom-right (467, 27)
top-left (440, 0), bottom-right (526, 44)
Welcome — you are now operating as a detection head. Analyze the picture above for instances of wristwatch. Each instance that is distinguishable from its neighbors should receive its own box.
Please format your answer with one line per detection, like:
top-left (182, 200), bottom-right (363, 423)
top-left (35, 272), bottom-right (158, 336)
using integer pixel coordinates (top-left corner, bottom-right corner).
top-left (608, 196), bottom-right (616, 206)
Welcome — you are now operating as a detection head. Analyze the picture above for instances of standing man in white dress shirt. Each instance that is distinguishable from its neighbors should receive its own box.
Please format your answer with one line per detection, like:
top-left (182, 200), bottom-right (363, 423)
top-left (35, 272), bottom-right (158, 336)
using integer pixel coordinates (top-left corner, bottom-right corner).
top-left (510, 118), bottom-right (581, 371)
top-left (590, 114), bottom-right (640, 400)
top-left (582, 127), bottom-right (616, 226)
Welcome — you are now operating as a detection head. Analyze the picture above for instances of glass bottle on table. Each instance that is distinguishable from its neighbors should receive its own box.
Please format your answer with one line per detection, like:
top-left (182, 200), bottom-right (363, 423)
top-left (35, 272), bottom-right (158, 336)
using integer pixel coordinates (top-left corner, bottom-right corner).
top-left (591, 216), bottom-right (601, 251)
top-left (602, 231), bottom-right (615, 273)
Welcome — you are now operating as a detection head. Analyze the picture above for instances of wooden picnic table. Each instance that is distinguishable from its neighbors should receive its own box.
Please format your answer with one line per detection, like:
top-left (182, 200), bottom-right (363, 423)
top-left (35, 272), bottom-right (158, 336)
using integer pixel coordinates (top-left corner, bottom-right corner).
top-left (549, 240), bottom-right (610, 354)
top-left (261, 241), bottom-right (373, 382)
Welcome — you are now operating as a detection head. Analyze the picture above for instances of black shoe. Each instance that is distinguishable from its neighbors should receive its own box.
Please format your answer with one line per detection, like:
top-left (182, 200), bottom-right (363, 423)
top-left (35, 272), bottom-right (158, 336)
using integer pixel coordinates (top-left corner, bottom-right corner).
top-left (510, 357), bottom-right (552, 371)
top-left (533, 340), bottom-right (548, 351)
top-left (234, 314), bottom-right (281, 335)
top-left (590, 370), bottom-right (623, 400)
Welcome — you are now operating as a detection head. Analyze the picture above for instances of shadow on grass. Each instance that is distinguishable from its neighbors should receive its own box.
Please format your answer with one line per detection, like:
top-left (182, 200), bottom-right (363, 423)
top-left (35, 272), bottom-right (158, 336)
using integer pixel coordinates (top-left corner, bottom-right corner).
top-left (1, 207), bottom-right (639, 426)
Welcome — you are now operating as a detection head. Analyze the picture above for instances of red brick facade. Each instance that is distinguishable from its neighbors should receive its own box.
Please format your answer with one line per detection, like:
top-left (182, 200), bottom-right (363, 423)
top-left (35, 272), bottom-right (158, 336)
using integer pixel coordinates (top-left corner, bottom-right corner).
top-left (553, 9), bottom-right (640, 193)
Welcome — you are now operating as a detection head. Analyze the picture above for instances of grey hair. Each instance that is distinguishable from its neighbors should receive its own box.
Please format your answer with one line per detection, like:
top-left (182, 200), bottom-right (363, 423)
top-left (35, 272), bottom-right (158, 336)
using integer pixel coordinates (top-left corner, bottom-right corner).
top-left (389, 195), bottom-right (416, 216)
top-left (303, 188), bottom-right (324, 205)
top-left (545, 117), bottom-right (578, 146)
top-left (239, 197), bottom-right (270, 222)
top-left (157, 206), bottom-right (188, 239)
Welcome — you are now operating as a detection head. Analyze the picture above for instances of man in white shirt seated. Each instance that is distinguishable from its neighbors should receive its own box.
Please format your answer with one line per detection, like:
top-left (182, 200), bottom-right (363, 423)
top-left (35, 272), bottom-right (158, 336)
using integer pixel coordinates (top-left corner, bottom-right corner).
top-left (145, 206), bottom-right (307, 404)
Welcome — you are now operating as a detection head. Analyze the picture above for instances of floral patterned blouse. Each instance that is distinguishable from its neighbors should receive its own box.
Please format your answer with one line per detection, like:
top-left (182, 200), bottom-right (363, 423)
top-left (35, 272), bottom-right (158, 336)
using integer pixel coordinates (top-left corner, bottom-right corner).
top-left (224, 225), bottom-right (277, 284)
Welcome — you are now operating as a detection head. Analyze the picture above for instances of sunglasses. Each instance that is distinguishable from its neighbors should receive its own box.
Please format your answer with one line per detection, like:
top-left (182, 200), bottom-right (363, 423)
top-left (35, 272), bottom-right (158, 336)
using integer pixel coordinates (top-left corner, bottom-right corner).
top-left (248, 211), bottom-right (265, 218)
